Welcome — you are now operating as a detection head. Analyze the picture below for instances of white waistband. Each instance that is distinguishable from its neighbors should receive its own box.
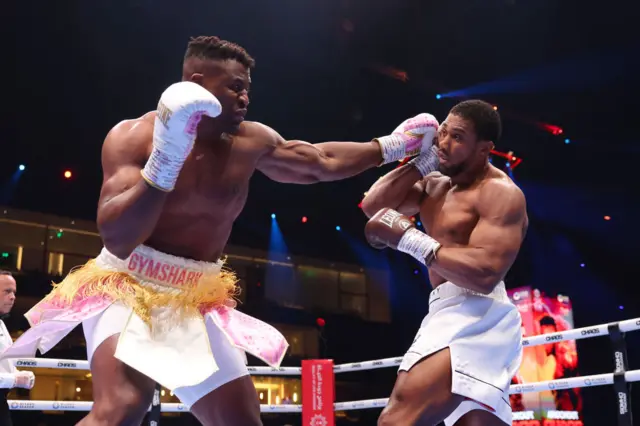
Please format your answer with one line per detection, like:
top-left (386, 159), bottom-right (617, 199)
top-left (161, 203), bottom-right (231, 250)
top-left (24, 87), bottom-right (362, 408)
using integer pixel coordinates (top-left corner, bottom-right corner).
top-left (95, 245), bottom-right (223, 289)
top-left (429, 281), bottom-right (509, 305)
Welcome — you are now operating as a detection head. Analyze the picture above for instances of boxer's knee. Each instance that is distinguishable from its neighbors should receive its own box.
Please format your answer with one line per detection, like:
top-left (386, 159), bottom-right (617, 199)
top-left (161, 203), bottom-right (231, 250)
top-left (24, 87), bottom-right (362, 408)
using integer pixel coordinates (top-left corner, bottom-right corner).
top-left (377, 394), bottom-right (416, 426)
top-left (378, 389), bottom-right (458, 426)
top-left (453, 409), bottom-right (505, 426)
top-left (87, 386), bottom-right (153, 426)
top-left (191, 376), bottom-right (263, 426)
top-left (378, 408), bottom-right (408, 426)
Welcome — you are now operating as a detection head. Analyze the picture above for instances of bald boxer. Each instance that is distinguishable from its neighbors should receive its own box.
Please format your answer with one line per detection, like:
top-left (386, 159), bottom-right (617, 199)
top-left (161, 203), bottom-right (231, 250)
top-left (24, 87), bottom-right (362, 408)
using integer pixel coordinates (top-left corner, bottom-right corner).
top-left (362, 100), bottom-right (527, 426)
top-left (0, 271), bottom-right (34, 426)
top-left (1, 36), bottom-right (438, 426)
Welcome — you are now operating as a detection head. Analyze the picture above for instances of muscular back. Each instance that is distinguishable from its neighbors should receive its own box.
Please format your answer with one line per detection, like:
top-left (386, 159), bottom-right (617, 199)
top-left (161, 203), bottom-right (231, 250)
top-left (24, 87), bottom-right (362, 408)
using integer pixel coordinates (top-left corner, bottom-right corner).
top-left (419, 166), bottom-right (528, 287)
top-left (98, 112), bottom-right (266, 261)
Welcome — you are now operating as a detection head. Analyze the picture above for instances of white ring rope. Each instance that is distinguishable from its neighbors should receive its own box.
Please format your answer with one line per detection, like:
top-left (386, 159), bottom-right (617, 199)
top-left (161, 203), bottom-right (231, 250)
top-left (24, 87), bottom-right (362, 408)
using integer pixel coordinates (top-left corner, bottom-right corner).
top-left (12, 317), bottom-right (640, 374)
top-left (8, 317), bottom-right (639, 413)
top-left (8, 369), bottom-right (640, 413)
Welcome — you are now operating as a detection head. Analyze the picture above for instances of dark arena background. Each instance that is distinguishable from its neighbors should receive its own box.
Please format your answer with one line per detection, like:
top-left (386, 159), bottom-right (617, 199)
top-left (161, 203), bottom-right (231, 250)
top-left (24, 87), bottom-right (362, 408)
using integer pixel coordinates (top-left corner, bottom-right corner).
top-left (3, 0), bottom-right (639, 425)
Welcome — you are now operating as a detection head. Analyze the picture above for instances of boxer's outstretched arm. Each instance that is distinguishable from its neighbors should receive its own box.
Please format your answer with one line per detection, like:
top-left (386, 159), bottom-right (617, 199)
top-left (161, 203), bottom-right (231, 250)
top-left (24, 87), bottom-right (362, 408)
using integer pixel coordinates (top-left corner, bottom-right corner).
top-left (361, 166), bottom-right (425, 218)
top-left (429, 182), bottom-right (528, 293)
top-left (259, 139), bottom-right (382, 184)
top-left (254, 124), bottom-right (382, 184)
top-left (97, 117), bottom-right (168, 259)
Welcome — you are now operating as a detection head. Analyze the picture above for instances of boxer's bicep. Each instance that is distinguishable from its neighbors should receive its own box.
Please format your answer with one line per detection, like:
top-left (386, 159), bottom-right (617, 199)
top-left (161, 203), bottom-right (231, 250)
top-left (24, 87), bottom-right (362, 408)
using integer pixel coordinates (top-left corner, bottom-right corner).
top-left (258, 139), bottom-right (326, 183)
top-left (255, 122), bottom-right (382, 183)
top-left (252, 123), bottom-right (321, 183)
top-left (364, 179), bottom-right (425, 218)
top-left (98, 119), bottom-right (152, 207)
top-left (467, 183), bottom-right (527, 275)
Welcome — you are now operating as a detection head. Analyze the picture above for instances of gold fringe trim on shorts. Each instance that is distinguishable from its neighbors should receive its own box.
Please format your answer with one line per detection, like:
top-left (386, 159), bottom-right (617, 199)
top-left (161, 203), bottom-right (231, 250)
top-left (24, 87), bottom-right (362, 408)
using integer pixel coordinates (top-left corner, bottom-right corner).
top-left (42, 259), bottom-right (240, 326)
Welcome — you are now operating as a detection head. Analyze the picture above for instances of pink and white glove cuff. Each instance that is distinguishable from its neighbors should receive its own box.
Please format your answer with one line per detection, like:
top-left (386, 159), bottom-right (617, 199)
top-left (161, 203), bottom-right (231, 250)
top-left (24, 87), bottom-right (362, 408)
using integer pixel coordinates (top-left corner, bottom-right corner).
top-left (377, 134), bottom-right (409, 165)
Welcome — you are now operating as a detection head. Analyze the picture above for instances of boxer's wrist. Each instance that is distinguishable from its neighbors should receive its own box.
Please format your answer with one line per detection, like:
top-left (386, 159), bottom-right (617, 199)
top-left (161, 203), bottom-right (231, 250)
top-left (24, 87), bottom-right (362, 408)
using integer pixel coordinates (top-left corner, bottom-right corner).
top-left (397, 228), bottom-right (442, 266)
top-left (375, 134), bottom-right (407, 165)
top-left (408, 147), bottom-right (439, 177)
top-left (14, 372), bottom-right (35, 389)
top-left (141, 146), bottom-right (188, 192)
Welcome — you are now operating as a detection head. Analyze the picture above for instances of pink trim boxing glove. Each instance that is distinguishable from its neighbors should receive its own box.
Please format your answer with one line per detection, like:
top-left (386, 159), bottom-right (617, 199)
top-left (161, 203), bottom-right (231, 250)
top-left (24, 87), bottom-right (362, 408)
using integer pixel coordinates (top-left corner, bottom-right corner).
top-left (376, 113), bottom-right (439, 164)
top-left (141, 82), bottom-right (222, 192)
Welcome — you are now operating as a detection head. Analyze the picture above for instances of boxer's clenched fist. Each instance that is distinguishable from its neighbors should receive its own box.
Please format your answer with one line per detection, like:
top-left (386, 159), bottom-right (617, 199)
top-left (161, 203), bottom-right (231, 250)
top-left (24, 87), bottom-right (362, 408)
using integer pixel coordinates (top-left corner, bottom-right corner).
top-left (365, 208), bottom-right (442, 265)
top-left (375, 113), bottom-right (439, 165)
top-left (141, 82), bottom-right (222, 192)
top-left (365, 208), bottom-right (416, 250)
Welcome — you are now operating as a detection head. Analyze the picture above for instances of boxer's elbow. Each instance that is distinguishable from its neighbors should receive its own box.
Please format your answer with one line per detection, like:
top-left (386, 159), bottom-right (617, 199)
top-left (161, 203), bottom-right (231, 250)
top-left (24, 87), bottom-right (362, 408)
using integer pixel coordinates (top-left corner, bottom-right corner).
top-left (473, 265), bottom-right (502, 294)
top-left (475, 277), bottom-right (499, 294)
top-left (97, 210), bottom-right (136, 259)
top-left (361, 195), bottom-right (383, 218)
top-left (309, 156), bottom-right (338, 182)
top-left (100, 229), bottom-right (136, 260)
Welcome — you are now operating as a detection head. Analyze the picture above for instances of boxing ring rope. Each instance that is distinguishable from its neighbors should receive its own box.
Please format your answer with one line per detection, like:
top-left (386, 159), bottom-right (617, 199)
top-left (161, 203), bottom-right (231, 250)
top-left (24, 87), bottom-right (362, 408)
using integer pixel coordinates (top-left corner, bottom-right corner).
top-left (7, 369), bottom-right (640, 412)
top-left (8, 317), bottom-right (640, 424)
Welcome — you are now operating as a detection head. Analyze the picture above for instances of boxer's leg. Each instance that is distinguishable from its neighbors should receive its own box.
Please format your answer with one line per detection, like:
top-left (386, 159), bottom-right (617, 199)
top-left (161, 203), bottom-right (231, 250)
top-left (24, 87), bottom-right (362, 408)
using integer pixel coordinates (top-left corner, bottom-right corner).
top-left (378, 348), bottom-right (463, 426)
top-left (78, 304), bottom-right (156, 426)
top-left (454, 409), bottom-right (506, 426)
top-left (176, 315), bottom-right (261, 426)
top-left (77, 334), bottom-right (156, 426)
top-left (191, 376), bottom-right (262, 426)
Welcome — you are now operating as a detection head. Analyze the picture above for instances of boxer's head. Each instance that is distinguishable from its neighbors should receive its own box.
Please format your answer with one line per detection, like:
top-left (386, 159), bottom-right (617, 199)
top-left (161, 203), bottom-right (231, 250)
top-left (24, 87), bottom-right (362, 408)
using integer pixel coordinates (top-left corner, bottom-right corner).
top-left (0, 270), bottom-right (16, 315)
top-left (436, 100), bottom-right (501, 180)
top-left (539, 315), bottom-right (557, 355)
top-left (182, 36), bottom-right (255, 133)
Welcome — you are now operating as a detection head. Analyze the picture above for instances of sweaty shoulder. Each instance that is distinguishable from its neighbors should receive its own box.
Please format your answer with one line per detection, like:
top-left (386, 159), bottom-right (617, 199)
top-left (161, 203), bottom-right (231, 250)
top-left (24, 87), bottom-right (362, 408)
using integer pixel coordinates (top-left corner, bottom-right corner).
top-left (238, 121), bottom-right (284, 153)
top-left (478, 171), bottom-right (527, 219)
top-left (423, 172), bottom-right (450, 197)
top-left (102, 112), bottom-right (155, 176)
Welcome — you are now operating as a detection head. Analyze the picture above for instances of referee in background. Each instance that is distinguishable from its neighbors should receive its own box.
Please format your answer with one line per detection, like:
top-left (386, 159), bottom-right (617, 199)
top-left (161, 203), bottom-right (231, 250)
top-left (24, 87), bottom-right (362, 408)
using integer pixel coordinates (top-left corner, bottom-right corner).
top-left (0, 271), bottom-right (35, 426)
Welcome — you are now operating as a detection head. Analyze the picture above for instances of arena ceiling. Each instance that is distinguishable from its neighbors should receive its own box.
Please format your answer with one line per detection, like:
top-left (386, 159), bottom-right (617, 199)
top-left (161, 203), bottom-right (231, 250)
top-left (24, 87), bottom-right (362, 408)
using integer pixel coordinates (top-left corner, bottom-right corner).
top-left (5, 0), bottom-right (638, 286)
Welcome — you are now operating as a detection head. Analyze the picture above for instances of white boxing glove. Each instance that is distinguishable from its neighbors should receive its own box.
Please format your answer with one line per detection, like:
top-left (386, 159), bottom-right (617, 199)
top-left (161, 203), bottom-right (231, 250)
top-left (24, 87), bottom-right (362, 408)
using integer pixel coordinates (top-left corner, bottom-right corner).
top-left (408, 145), bottom-right (440, 177)
top-left (13, 371), bottom-right (35, 389)
top-left (141, 81), bottom-right (222, 192)
top-left (375, 113), bottom-right (439, 165)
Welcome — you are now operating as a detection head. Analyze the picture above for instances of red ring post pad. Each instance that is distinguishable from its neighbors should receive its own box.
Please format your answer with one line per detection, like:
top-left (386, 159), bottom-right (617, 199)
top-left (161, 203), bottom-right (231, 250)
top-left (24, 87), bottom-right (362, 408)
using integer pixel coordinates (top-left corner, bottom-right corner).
top-left (302, 360), bottom-right (335, 426)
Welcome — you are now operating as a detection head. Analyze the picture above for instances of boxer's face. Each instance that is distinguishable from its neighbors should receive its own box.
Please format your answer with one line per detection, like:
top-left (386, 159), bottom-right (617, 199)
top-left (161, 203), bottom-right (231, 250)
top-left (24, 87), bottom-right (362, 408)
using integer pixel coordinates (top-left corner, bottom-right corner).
top-left (0, 275), bottom-right (16, 315)
top-left (436, 114), bottom-right (492, 178)
top-left (191, 59), bottom-right (251, 133)
top-left (540, 324), bottom-right (557, 355)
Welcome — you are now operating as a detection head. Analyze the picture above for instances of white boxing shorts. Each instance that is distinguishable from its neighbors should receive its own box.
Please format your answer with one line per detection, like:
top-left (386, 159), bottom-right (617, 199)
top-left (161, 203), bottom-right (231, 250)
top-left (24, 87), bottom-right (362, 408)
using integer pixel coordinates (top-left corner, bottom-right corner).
top-left (4, 244), bottom-right (287, 409)
top-left (83, 302), bottom-right (249, 408)
top-left (399, 281), bottom-right (522, 426)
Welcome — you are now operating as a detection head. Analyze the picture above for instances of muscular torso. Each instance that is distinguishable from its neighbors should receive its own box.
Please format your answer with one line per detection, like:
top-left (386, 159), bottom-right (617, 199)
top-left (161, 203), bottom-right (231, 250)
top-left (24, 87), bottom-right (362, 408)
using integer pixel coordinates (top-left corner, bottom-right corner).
top-left (140, 114), bottom-right (265, 261)
top-left (419, 168), bottom-right (527, 288)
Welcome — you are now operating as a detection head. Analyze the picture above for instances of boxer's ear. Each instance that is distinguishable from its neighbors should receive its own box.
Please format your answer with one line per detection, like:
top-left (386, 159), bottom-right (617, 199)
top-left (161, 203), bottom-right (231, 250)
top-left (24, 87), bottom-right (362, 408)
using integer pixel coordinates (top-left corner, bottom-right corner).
top-left (478, 140), bottom-right (494, 155)
top-left (189, 73), bottom-right (205, 85)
